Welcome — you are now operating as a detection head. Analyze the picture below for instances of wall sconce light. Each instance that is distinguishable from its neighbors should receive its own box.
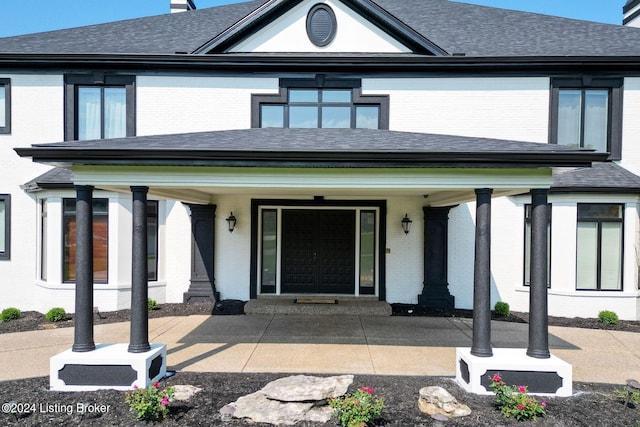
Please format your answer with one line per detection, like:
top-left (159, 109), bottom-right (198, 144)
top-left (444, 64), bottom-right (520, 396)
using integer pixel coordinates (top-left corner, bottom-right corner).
top-left (226, 212), bottom-right (237, 233)
top-left (401, 213), bottom-right (412, 235)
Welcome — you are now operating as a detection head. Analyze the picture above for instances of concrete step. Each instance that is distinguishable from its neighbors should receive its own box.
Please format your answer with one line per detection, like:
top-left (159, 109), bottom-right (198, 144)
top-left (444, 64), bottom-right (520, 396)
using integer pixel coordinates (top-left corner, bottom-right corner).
top-left (244, 298), bottom-right (392, 316)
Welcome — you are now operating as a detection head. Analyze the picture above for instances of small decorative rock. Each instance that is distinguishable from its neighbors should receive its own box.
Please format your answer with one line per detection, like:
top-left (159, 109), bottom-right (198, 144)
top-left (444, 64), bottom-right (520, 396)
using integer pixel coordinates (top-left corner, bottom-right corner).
top-left (418, 386), bottom-right (471, 418)
top-left (172, 384), bottom-right (202, 401)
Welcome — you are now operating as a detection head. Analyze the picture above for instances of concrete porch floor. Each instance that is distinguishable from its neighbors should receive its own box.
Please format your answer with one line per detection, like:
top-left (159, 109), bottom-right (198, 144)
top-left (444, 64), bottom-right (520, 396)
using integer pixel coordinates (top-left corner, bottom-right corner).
top-left (244, 297), bottom-right (392, 316)
top-left (3, 313), bottom-right (640, 385)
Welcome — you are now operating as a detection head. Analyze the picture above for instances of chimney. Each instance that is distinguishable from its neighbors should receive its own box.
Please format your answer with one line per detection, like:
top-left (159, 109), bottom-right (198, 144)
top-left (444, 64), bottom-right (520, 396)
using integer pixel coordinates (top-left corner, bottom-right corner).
top-left (171, 0), bottom-right (197, 13)
top-left (623, 0), bottom-right (640, 27)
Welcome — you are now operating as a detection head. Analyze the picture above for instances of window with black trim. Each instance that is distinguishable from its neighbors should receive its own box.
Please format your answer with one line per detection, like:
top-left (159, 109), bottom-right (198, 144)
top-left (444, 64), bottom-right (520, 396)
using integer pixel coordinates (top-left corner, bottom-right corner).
top-left (65, 74), bottom-right (135, 141)
top-left (0, 78), bottom-right (10, 134)
top-left (576, 203), bottom-right (623, 291)
top-left (0, 195), bottom-right (10, 260)
top-left (550, 78), bottom-right (623, 160)
top-left (524, 204), bottom-right (551, 287)
top-left (63, 198), bottom-right (109, 283)
top-left (147, 201), bottom-right (159, 281)
top-left (252, 77), bottom-right (389, 129)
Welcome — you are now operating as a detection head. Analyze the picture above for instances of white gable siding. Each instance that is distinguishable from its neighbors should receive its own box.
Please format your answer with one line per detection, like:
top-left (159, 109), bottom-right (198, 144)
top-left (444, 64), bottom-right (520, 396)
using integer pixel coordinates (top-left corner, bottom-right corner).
top-left (229, 0), bottom-right (410, 53)
top-left (136, 76), bottom-right (278, 135)
top-left (364, 77), bottom-right (550, 143)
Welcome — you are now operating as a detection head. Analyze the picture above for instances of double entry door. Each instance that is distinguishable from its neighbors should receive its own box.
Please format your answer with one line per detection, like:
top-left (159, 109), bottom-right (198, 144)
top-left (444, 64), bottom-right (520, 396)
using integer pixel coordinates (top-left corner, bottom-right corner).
top-left (281, 210), bottom-right (355, 294)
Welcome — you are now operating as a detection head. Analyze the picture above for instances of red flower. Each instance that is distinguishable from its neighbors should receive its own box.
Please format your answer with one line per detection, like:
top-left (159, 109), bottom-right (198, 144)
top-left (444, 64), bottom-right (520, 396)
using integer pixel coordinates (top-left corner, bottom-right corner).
top-left (153, 382), bottom-right (159, 389)
top-left (517, 404), bottom-right (525, 410)
top-left (518, 385), bottom-right (526, 393)
top-left (360, 386), bottom-right (374, 394)
top-left (492, 374), bottom-right (502, 382)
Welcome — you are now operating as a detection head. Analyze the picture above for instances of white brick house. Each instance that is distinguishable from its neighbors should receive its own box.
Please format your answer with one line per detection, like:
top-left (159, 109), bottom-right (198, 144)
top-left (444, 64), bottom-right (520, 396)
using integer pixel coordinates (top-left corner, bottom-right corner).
top-left (1, 0), bottom-right (640, 324)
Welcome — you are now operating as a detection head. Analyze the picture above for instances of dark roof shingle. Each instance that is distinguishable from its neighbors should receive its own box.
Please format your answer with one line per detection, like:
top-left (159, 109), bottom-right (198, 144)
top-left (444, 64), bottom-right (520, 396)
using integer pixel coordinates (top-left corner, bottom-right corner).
top-left (0, 0), bottom-right (638, 57)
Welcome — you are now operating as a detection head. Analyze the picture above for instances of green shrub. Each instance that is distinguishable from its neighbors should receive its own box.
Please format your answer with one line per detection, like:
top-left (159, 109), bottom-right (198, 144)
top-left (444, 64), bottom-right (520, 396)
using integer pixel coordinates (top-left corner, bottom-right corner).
top-left (45, 307), bottom-right (67, 322)
top-left (494, 301), bottom-right (510, 318)
top-left (147, 298), bottom-right (158, 311)
top-left (0, 307), bottom-right (21, 322)
top-left (598, 310), bottom-right (619, 325)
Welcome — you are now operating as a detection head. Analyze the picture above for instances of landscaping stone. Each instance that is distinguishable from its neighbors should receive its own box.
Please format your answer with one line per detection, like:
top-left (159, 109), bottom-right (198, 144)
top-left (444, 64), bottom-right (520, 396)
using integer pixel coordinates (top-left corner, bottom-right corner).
top-left (172, 384), bottom-right (202, 401)
top-left (418, 386), bottom-right (472, 418)
top-left (261, 374), bottom-right (354, 401)
top-left (220, 374), bottom-right (353, 425)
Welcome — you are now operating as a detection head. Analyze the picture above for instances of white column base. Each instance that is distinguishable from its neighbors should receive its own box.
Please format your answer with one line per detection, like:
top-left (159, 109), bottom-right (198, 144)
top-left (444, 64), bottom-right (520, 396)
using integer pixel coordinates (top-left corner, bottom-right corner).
top-left (50, 343), bottom-right (167, 391)
top-left (456, 348), bottom-right (572, 397)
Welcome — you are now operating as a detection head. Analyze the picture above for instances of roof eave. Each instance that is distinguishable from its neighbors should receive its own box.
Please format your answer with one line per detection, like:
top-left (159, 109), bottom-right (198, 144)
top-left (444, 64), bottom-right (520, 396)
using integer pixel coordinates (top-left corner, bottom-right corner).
top-left (14, 147), bottom-right (608, 169)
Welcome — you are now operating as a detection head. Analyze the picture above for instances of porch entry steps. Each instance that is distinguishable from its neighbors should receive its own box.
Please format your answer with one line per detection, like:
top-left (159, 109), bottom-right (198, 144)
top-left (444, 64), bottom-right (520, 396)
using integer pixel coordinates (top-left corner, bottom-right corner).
top-left (244, 298), bottom-right (392, 316)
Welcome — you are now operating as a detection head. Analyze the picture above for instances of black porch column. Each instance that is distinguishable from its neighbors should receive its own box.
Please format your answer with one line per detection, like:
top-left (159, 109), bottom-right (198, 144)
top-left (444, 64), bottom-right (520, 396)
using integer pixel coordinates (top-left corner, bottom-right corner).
top-left (527, 189), bottom-right (551, 359)
top-left (183, 204), bottom-right (217, 304)
top-left (129, 186), bottom-right (150, 353)
top-left (418, 206), bottom-right (455, 310)
top-left (471, 188), bottom-right (493, 357)
top-left (72, 185), bottom-right (96, 352)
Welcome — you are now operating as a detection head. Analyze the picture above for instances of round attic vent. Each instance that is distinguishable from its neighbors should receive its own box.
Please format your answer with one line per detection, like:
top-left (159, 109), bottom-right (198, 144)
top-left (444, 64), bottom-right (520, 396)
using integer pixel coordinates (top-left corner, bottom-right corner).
top-left (306, 4), bottom-right (337, 47)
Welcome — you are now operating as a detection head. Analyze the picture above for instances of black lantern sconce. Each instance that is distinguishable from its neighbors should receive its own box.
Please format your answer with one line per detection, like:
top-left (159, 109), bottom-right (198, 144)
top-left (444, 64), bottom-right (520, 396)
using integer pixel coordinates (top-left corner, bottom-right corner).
top-left (401, 213), bottom-right (412, 235)
top-left (226, 212), bottom-right (237, 233)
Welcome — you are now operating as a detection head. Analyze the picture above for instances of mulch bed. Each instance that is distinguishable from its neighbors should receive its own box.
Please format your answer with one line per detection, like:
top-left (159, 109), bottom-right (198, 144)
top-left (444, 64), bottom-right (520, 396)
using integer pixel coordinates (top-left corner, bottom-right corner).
top-left (0, 373), bottom-right (637, 426)
top-left (1, 303), bottom-right (639, 425)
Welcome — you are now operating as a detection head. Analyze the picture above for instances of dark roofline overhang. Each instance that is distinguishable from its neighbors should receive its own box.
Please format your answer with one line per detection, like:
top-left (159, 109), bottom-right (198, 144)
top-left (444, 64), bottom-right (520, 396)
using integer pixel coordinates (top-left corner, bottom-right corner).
top-left (2, 53), bottom-right (640, 75)
top-left (550, 187), bottom-right (640, 194)
top-left (14, 147), bottom-right (608, 169)
top-left (624, 0), bottom-right (640, 14)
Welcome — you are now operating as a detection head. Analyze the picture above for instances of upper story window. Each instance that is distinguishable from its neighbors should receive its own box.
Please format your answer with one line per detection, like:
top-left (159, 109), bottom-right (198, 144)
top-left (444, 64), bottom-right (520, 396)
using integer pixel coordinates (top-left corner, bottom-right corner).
top-left (65, 74), bottom-right (135, 141)
top-left (550, 78), bottom-right (623, 160)
top-left (252, 77), bottom-right (389, 129)
top-left (0, 78), bottom-right (10, 134)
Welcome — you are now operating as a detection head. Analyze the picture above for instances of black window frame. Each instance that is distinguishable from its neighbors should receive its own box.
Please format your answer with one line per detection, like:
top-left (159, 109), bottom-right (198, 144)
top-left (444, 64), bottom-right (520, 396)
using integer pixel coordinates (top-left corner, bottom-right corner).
top-left (575, 203), bottom-right (624, 291)
top-left (0, 78), bottom-right (11, 134)
top-left (252, 76), bottom-right (389, 129)
top-left (147, 200), bottom-right (159, 282)
top-left (0, 194), bottom-right (10, 260)
top-left (64, 73), bottom-right (136, 141)
top-left (549, 77), bottom-right (623, 160)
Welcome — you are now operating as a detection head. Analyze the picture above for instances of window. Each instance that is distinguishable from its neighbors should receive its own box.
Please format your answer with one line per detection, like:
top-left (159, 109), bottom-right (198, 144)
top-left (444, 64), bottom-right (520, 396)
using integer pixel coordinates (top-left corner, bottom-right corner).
top-left (253, 77), bottom-right (389, 129)
top-left (523, 204), bottom-right (551, 287)
top-left (41, 200), bottom-right (47, 279)
top-left (63, 198), bottom-right (108, 283)
top-left (576, 204), bottom-right (623, 291)
top-left (147, 201), bottom-right (159, 281)
top-left (65, 74), bottom-right (135, 141)
top-left (0, 195), bottom-right (10, 260)
top-left (0, 78), bottom-right (10, 134)
top-left (359, 210), bottom-right (376, 294)
top-left (261, 209), bottom-right (278, 294)
top-left (550, 78), bottom-right (623, 160)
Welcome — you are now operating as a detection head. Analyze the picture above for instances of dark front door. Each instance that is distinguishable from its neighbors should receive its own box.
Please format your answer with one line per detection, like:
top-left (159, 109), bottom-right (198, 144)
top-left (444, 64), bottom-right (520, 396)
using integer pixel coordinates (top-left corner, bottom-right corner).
top-left (282, 210), bottom-right (355, 294)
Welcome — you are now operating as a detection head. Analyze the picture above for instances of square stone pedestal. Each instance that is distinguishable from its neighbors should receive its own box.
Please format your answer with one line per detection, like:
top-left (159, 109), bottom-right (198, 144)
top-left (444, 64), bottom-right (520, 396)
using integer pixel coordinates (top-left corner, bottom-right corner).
top-left (456, 348), bottom-right (572, 397)
top-left (50, 343), bottom-right (166, 391)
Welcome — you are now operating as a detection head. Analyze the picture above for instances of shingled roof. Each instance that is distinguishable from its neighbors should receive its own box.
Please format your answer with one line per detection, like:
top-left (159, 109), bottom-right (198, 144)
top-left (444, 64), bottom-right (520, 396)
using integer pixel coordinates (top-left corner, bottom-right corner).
top-left (551, 162), bottom-right (640, 193)
top-left (0, 0), bottom-right (638, 57)
top-left (15, 128), bottom-right (606, 169)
